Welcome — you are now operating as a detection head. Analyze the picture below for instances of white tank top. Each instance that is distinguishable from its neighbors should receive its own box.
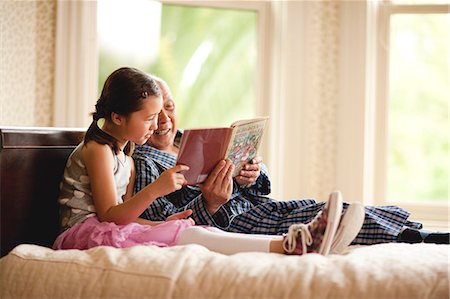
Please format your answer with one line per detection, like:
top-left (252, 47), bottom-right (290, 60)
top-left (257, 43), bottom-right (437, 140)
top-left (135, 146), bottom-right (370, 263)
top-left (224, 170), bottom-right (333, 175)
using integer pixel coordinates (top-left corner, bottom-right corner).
top-left (58, 142), bottom-right (131, 230)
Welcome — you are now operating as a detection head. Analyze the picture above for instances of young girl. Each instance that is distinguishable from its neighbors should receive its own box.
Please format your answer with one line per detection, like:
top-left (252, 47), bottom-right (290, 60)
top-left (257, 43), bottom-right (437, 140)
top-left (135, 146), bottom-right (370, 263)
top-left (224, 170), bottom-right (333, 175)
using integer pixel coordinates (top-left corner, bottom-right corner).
top-left (53, 67), bottom-right (362, 255)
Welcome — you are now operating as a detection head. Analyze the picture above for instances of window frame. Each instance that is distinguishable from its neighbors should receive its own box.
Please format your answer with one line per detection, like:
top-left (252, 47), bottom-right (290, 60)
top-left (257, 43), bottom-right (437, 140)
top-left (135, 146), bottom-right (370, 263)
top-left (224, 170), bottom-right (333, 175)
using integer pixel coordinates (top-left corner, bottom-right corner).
top-left (374, 1), bottom-right (449, 229)
top-left (157, 0), bottom-right (272, 162)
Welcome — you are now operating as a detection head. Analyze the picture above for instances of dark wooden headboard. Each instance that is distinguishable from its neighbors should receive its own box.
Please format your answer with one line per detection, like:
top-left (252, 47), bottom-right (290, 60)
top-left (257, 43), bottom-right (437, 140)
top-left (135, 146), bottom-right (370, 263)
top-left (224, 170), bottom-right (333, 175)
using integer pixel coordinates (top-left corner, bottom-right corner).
top-left (0, 126), bottom-right (85, 256)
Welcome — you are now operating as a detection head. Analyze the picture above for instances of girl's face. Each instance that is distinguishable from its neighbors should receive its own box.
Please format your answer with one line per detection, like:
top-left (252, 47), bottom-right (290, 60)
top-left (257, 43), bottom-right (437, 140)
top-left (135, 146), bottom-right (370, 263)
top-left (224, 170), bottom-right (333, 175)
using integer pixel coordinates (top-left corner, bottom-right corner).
top-left (124, 95), bottom-right (163, 145)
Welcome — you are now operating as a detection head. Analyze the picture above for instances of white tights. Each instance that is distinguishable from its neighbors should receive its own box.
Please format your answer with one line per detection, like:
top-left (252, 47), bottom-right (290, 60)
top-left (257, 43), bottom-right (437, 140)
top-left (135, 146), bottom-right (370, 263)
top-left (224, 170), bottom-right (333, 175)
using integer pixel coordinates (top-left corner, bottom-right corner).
top-left (176, 226), bottom-right (283, 255)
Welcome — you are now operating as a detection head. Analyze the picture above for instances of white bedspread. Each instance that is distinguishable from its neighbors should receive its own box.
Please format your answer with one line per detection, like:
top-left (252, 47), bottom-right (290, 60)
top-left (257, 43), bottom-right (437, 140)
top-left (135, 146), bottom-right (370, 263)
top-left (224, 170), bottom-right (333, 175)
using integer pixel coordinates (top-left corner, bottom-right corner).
top-left (1, 243), bottom-right (448, 299)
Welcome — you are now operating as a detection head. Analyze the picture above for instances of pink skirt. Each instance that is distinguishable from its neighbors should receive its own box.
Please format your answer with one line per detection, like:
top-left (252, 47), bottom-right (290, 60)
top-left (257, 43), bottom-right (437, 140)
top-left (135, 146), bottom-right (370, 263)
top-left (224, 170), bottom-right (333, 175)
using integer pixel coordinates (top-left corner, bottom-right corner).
top-left (53, 217), bottom-right (194, 250)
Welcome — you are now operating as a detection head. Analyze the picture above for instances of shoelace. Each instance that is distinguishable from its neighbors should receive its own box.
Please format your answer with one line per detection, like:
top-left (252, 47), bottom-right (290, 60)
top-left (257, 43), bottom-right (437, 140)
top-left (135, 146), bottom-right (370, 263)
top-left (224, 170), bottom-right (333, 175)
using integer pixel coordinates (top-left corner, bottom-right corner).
top-left (282, 223), bottom-right (313, 254)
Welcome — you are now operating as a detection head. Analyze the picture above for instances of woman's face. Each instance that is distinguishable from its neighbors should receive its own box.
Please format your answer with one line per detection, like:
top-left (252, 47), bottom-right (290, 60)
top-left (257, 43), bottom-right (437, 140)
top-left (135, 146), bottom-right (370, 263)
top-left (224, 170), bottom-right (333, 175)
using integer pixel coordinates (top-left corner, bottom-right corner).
top-left (147, 81), bottom-right (177, 151)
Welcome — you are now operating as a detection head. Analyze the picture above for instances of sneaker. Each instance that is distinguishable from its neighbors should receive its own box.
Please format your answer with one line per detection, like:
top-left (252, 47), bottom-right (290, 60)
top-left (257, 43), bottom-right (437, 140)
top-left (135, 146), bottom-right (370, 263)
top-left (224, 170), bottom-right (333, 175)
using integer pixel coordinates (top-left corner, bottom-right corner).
top-left (330, 202), bottom-right (365, 254)
top-left (282, 191), bottom-right (343, 255)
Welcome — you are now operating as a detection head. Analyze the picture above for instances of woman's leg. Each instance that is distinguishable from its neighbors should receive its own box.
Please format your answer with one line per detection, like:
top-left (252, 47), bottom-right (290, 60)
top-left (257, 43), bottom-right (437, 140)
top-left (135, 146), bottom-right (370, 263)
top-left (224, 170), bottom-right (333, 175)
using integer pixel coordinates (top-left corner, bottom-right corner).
top-left (397, 227), bottom-right (449, 244)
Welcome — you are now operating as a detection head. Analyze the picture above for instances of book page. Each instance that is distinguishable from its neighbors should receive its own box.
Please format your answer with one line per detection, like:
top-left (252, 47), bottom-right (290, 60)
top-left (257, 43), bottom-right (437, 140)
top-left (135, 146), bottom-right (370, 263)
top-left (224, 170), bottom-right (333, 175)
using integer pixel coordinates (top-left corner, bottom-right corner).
top-left (226, 117), bottom-right (268, 177)
top-left (230, 116), bottom-right (269, 128)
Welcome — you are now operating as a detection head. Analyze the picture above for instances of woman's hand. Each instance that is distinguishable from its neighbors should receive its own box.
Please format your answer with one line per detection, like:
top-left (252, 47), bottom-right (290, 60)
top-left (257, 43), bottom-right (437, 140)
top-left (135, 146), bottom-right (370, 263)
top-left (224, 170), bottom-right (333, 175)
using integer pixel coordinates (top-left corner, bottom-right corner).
top-left (199, 160), bottom-right (233, 215)
top-left (235, 156), bottom-right (262, 188)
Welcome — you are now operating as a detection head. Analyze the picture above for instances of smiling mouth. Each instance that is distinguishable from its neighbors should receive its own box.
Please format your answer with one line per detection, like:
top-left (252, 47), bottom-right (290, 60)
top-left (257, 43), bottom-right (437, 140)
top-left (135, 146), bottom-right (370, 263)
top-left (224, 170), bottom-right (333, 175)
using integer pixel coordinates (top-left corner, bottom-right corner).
top-left (154, 128), bottom-right (171, 136)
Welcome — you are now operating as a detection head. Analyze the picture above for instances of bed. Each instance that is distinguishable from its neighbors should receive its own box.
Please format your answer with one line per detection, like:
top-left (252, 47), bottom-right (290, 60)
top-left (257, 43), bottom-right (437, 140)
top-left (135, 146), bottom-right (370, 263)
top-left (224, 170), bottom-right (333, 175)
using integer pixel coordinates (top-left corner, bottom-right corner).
top-left (0, 126), bottom-right (448, 299)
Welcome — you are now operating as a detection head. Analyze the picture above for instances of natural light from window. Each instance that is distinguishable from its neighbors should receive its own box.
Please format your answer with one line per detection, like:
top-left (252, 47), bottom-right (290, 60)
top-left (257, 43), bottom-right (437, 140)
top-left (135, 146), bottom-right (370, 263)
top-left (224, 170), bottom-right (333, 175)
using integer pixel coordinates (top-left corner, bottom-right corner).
top-left (97, 0), bottom-right (258, 129)
top-left (387, 13), bottom-right (449, 203)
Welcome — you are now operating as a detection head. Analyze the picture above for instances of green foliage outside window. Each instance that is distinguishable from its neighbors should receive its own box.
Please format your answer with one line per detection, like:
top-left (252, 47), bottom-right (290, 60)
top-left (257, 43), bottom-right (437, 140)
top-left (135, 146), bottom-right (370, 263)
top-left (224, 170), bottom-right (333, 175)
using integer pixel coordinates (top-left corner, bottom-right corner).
top-left (388, 14), bottom-right (449, 202)
top-left (99, 4), bottom-right (257, 129)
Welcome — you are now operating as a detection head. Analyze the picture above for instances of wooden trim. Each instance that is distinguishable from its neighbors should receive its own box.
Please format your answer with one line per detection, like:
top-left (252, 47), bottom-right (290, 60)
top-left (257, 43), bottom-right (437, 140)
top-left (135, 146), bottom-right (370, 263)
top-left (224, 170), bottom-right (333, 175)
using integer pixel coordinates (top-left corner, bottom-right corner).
top-left (385, 4), bottom-right (449, 14)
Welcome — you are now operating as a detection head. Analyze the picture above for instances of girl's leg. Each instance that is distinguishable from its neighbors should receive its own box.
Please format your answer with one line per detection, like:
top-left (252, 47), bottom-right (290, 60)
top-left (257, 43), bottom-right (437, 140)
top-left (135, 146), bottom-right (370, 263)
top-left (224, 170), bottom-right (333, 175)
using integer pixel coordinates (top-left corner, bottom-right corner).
top-left (177, 226), bottom-right (282, 255)
top-left (177, 191), bottom-right (345, 256)
top-left (204, 226), bottom-right (283, 240)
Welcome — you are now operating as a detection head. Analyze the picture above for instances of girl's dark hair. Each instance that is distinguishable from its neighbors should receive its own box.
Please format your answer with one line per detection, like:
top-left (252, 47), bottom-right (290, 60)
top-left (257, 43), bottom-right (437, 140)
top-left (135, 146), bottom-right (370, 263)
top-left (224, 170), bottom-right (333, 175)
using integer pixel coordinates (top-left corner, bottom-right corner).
top-left (84, 67), bottom-right (161, 155)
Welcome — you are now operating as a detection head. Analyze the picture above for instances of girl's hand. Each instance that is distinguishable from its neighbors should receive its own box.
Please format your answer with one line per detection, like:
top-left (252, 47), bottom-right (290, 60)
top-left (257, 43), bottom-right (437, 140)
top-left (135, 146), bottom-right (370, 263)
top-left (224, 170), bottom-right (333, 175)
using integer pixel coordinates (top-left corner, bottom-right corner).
top-left (152, 165), bottom-right (189, 197)
top-left (166, 209), bottom-right (194, 223)
top-left (235, 156), bottom-right (262, 188)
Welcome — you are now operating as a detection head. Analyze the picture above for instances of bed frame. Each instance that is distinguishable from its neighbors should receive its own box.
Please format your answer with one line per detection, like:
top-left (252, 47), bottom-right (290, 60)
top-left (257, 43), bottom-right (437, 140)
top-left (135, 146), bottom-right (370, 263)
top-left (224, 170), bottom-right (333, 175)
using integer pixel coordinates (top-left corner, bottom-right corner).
top-left (0, 126), bottom-right (85, 256)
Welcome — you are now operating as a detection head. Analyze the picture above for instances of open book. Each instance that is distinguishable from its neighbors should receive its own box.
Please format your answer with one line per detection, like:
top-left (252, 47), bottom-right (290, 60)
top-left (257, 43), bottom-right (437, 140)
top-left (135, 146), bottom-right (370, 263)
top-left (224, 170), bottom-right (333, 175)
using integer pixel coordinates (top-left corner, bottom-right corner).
top-left (176, 117), bottom-right (268, 185)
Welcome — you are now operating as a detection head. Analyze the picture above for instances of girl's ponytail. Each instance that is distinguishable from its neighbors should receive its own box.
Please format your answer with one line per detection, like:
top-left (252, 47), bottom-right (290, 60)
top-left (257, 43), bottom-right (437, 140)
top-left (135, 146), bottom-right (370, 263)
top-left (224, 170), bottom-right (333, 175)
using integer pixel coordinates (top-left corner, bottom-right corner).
top-left (84, 116), bottom-right (121, 155)
top-left (84, 94), bottom-right (122, 154)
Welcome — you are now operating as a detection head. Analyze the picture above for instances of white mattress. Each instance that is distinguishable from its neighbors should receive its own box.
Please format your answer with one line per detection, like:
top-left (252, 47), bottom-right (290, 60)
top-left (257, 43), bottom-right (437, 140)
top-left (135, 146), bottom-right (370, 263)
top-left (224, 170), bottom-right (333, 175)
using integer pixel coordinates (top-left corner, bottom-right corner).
top-left (1, 242), bottom-right (448, 299)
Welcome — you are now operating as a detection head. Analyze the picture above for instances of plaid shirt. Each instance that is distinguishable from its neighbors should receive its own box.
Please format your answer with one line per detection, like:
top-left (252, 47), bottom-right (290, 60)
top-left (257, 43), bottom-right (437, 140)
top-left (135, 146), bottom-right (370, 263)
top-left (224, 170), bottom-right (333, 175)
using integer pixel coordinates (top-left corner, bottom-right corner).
top-left (133, 131), bottom-right (421, 245)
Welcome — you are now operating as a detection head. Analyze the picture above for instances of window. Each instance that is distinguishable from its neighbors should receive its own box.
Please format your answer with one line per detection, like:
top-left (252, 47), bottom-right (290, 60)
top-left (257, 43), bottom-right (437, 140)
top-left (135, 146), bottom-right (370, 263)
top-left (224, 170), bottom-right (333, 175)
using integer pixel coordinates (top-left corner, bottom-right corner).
top-left (387, 13), bottom-right (448, 202)
top-left (376, 0), bottom-right (449, 228)
top-left (98, 0), bottom-right (264, 129)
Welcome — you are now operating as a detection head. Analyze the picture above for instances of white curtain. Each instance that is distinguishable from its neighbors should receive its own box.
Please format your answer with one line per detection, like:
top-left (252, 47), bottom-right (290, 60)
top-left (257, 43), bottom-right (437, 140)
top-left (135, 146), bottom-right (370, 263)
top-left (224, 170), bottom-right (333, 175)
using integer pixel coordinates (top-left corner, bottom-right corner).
top-left (53, 0), bottom-right (98, 128)
top-left (267, 1), bottom-right (341, 201)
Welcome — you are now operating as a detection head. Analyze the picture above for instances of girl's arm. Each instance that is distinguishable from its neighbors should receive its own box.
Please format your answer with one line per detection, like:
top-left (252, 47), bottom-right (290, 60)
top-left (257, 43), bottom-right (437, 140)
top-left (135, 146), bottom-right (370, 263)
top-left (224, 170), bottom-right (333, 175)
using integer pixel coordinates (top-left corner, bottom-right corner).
top-left (123, 156), bottom-right (136, 202)
top-left (83, 142), bottom-right (188, 225)
top-left (123, 158), bottom-right (159, 225)
top-left (125, 156), bottom-right (194, 225)
top-left (133, 209), bottom-right (194, 226)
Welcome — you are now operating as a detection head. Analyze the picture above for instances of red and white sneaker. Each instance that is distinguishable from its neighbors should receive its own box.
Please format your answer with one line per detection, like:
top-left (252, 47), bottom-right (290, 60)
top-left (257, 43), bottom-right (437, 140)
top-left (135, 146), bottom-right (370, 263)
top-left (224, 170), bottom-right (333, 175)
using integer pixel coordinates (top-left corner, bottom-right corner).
top-left (282, 191), bottom-right (343, 256)
top-left (330, 202), bottom-right (365, 254)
